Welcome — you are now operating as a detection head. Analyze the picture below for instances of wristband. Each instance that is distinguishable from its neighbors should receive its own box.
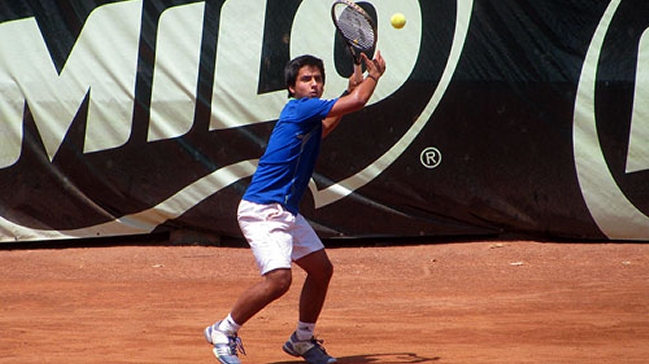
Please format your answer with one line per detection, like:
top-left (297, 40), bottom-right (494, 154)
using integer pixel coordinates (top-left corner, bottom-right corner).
top-left (366, 74), bottom-right (379, 83)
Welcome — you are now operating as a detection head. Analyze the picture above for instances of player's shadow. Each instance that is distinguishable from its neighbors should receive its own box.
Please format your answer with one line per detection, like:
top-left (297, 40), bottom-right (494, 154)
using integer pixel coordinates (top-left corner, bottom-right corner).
top-left (269, 352), bottom-right (440, 363)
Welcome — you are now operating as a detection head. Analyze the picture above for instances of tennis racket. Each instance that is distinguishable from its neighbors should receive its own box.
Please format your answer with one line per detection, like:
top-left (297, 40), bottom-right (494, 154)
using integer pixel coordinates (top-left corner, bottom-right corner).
top-left (331, 0), bottom-right (377, 83)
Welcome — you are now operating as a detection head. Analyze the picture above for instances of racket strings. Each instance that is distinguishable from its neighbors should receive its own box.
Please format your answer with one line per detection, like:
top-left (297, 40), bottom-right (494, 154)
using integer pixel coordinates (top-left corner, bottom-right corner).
top-left (333, 5), bottom-right (375, 51)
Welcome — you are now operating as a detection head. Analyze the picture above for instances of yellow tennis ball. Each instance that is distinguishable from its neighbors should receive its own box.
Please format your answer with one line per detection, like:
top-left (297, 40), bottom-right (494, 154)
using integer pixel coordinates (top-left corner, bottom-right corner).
top-left (391, 13), bottom-right (406, 29)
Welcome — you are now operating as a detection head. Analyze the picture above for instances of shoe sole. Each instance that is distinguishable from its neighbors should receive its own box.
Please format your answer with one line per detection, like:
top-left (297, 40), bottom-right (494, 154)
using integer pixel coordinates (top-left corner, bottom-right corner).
top-left (282, 343), bottom-right (299, 357)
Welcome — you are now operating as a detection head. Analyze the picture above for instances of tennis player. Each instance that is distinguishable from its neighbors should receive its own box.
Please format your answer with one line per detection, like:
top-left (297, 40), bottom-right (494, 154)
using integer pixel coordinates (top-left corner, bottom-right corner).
top-left (204, 51), bottom-right (385, 364)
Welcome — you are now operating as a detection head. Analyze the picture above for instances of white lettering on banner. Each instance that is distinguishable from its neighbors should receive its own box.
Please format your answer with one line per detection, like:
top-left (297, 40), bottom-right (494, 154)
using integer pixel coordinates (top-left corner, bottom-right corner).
top-left (626, 28), bottom-right (649, 173)
top-left (0, 62), bottom-right (22, 168)
top-left (0, 0), bottom-right (141, 168)
top-left (574, 0), bottom-right (649, 239)
top-left (210, 0), bottom-right (285, 129)
top-left (0, 0), bottom-right (471, 241)
top-left (149, 2), bottom-right (205, 142)
top-left (0, 0), bottom-right (425, 164)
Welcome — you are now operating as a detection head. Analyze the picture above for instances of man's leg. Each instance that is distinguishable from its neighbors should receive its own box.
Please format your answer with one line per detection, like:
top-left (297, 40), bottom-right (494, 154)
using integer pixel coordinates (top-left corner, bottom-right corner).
top-left (282, 249), bottom-right (337, 364)
top-left (231, 201), bottom-right (296, 324)
top-left (294, 249), bottom-right (334, 323)
top-left (205, 268), bottom-right (293, 364)
top-left (206, 200), bottom-right (295, 364)
top-left (231, 268), bottom-right (293, 325)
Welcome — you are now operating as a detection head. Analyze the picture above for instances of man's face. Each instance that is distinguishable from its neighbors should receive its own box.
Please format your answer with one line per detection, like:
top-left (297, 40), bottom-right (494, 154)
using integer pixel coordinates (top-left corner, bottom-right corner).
top-left (289, 65), bottom-right (324, 99)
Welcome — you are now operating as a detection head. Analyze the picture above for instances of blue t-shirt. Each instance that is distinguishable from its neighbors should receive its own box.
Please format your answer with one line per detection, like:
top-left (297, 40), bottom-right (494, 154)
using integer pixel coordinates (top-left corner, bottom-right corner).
top-left (243, 97), bottom-right (337, 215)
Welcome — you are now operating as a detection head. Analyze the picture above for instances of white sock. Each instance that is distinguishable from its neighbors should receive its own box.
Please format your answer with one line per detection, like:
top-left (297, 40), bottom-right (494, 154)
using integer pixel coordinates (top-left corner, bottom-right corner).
top-left (217, 313), bottom-right (241, 335)
top-left (295, 321), bottom-right (315, 341)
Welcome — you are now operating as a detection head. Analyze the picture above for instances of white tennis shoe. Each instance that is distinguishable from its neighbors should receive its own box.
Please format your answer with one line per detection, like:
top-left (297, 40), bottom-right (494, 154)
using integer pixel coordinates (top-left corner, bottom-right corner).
top-left (204, 323), bottom-right (245, 364)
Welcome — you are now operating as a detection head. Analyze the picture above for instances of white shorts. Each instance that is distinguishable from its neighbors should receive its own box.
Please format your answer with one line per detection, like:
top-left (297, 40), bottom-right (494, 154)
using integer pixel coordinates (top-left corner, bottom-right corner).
top-left (237, 200), bottom-right (324, 275)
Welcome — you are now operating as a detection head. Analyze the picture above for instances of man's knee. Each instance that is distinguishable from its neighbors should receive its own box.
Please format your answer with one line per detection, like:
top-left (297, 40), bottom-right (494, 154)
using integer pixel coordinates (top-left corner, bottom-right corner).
top-left (300, 251), bottom-right (334, 283)
top-left (320, 259), bottom-right (334, 282)
top-left (265, 268), bottom-right (292, 297)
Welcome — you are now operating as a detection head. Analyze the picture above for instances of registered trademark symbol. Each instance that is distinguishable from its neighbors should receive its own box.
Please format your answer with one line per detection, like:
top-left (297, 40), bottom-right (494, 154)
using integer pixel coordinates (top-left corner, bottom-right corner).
top-left (420, 147), bottom-right (442, 169)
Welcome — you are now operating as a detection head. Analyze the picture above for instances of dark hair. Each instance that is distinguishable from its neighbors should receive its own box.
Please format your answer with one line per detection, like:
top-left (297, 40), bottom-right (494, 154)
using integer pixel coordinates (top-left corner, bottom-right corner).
top-left (284, 55), bottom-right (325, 98)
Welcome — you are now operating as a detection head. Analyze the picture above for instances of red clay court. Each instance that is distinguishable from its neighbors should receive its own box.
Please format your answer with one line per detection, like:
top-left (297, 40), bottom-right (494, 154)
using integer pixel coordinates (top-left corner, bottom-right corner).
top-left (1, 239), bottom-right (648, 363)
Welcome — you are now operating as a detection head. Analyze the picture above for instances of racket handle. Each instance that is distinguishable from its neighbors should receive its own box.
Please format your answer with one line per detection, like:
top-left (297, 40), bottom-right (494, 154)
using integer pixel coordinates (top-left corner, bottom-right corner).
top-left (353, 62), bottom-right (363, 85)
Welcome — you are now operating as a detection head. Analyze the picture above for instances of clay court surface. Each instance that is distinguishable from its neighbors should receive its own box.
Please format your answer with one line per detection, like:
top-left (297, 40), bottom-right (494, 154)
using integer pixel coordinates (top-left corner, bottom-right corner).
top-left (1, 238), bottom-right (648, 363)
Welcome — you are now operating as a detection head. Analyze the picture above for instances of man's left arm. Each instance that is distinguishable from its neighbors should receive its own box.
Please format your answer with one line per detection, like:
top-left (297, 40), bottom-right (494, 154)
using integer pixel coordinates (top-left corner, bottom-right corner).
top-left (322, 114), bottom-right (343, 138)
top-left (322, 62), bottom-right (364, 138)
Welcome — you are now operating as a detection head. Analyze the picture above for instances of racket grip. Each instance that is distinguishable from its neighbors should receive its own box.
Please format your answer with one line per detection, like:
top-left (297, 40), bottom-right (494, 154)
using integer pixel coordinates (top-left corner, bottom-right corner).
top-left (353, 63), bottom-right (363, 85)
